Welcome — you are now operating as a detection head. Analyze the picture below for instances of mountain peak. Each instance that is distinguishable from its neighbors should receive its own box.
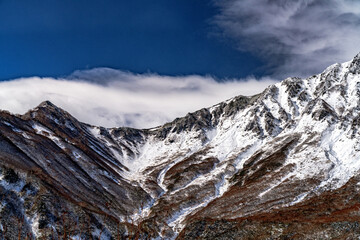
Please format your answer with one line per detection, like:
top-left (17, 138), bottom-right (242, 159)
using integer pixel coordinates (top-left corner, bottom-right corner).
top-left (349, 52), bottom-right (360, 74)
top-left (353, 52), bottom-right (360, 60)
top-left (26, 100), bottom-right (65, 117)
top-left (37, 100), bottom-right (57, 108)
top-left (20, 100), bottom-right (86, 138)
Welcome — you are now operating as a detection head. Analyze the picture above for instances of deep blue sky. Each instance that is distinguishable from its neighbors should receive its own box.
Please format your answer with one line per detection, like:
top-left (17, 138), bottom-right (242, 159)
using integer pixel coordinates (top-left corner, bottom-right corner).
top-left (0, 0), bottom-right (263, 81)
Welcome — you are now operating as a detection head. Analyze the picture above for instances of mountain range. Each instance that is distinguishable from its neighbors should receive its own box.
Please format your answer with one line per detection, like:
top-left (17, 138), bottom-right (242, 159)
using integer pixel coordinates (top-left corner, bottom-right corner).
top-left (2, 53), bottom-right (360, 239)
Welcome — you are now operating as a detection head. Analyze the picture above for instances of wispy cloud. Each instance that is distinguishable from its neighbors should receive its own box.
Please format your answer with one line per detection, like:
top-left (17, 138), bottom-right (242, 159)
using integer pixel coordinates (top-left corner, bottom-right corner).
top-left (213, 0), bottom-right (360, 77)
top-left (0, 69), bottom-right (277, 128)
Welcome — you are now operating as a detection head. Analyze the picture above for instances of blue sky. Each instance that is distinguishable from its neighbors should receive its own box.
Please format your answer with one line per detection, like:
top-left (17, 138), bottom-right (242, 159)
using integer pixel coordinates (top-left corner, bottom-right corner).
top-left (0, 0), bottom-right (263, 81)
top-left (0, 0), bottom-right (360, 128)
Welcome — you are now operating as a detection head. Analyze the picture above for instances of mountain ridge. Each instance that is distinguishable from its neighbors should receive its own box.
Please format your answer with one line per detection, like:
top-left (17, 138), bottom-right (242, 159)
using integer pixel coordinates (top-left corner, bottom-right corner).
top-left (1, 53), bottom-right (360, 239)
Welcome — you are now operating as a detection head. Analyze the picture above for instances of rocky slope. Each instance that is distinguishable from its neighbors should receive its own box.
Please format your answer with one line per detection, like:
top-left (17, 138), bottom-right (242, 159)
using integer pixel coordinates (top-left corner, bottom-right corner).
top-left (2, 53), bottom-right (360, 239)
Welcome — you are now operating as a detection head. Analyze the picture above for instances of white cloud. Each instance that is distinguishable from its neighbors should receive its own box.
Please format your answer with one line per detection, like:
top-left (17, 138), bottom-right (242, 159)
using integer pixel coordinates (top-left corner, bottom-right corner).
top-left (213, 0), bottom-right (360, 77)
top-left (0, 69), bottom-right (277, 128)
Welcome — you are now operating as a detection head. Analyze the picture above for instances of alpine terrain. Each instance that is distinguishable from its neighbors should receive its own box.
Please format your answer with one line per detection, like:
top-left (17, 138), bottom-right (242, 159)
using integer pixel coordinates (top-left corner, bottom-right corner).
top-left (2, 53), bottom-right (360, 239)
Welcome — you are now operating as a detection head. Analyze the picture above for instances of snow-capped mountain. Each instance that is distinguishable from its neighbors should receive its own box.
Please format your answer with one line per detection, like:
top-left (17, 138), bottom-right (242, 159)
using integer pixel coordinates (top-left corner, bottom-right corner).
top-left (2, 53), bottom-right (360, 239)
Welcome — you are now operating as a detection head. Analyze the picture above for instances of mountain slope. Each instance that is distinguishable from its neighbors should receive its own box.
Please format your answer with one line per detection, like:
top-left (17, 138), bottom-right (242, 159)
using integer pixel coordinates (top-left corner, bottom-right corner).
top-left (1, 53), bottom-right (360, 239)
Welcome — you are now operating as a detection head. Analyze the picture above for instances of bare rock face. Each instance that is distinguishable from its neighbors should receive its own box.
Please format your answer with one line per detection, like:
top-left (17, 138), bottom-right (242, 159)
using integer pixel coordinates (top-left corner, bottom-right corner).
top-left (2, 53), bottom-right (360, 239)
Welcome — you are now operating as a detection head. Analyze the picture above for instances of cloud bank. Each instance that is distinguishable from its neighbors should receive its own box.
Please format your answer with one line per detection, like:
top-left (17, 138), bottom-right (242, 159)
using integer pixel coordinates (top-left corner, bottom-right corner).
top-left (0, 69), bottom-right (277, 128)
top-left (213, 0), bottom-right (360, 77)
